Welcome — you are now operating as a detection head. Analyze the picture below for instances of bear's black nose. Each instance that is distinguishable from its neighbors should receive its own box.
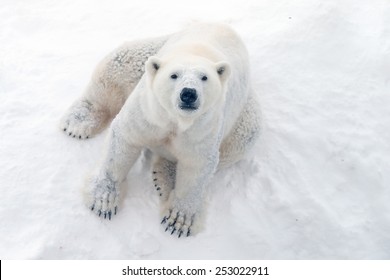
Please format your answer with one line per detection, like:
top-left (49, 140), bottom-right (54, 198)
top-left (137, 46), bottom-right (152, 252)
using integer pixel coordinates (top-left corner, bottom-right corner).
top-left (180, 88), bottom-right (197, 104)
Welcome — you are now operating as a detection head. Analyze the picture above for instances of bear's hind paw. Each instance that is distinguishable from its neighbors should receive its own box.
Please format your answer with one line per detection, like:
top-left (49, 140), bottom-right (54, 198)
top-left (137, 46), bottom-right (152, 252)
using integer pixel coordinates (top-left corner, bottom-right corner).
top-left (152, 170), bottom-right (172, 201)
top-left (62, 126), bottom-right (90, 139)
top-left (61, 99), bottom-right (107, 140)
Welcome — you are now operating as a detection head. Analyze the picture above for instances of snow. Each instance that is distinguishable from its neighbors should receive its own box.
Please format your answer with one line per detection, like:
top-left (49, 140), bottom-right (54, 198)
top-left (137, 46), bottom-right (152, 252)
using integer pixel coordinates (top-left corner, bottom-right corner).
top-left (1, 0), bottom-right (390, 259)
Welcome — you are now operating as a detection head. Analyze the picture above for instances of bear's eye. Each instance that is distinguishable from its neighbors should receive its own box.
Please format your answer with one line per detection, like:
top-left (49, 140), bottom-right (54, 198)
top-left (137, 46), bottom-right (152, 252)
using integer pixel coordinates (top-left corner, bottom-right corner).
top-left (201, 76), bottom-right (208, 81)
top-left (171, 74), bottom-right (178, 80)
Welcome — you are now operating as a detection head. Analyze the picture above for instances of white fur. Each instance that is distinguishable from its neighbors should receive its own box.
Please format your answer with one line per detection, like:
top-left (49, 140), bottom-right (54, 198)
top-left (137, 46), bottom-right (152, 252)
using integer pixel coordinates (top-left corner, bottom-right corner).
top-left (61, 23), bottom-right (260, 237)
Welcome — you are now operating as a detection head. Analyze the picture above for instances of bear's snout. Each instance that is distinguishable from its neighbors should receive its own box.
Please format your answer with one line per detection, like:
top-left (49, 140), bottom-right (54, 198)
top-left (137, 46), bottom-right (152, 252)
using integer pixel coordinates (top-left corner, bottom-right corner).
top-left (179, 88), bottom-right (199, 111)
top-left (180, 88), bottom-right (197, 104)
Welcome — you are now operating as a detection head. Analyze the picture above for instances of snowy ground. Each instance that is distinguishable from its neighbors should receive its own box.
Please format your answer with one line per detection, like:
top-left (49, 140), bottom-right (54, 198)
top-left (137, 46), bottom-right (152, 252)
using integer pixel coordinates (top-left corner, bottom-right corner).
top-left (1, 0), bottom-right (389, 259)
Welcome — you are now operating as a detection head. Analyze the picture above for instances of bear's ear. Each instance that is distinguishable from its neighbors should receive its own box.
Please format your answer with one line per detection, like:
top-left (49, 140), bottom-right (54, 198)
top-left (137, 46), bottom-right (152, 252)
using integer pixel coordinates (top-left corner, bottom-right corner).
top-left (145, 56), bottom-right (162, 78)
top-left (215, 61), bottom-right (231, 83)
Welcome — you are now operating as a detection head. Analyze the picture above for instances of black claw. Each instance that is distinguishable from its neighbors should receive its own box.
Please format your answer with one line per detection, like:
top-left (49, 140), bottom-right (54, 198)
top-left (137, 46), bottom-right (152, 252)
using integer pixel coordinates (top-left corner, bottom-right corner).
top-left (153, 178), bottom-right (157, 181)
top-left (73, 135), bottom-right (76, 138)
top-left (171, 228), bottom-right (176, 235)
top-left (165, 226), bottom-right (170, 232)
top-left (169, 220), bottom-right (176, 228)
top-left (63, 128), bottom-right (67, 132)
top-left (68, 132), bottom-right (72, 136)
top-left (159, 193), bottom-right (162, 196)
top-left (98, 210), bottom-right (102, 217)
top-left (161, 217), bottom-right (167, 224)
top-left (108, 211), bottom-right (112, 220)
top-left (114, 206), bottom-right (117, 215)
top-left (86, 136), bottom-right (89, 139)
top-left (90, 205), bottom-right (95, 211)
top-left (104, 212), bottom-right (107, 219)
top-left (187, 229), bottom-right (191, 237)
top-left (153, 171), bottom-right (157, 174)
top-left (178, 230), bottom-right (183, 238)
top-left (156, 187), bottom-right (161, 191)
top-left (79, 135), bottom-right (82, 139)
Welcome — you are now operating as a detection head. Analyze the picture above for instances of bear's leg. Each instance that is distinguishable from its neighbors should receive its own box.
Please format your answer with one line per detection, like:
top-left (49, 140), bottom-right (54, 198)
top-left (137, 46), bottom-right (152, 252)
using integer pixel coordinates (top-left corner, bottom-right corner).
top-left (83, 124), bottom-right (142, 219)
top-left (61, 36), bottom-right (169, 139)
top-left (219, 93), bottom-right (261, 168)
top-left (160, 150), bottom-right (219, 237)
top-left (151, 156), bottom-right (176, 201)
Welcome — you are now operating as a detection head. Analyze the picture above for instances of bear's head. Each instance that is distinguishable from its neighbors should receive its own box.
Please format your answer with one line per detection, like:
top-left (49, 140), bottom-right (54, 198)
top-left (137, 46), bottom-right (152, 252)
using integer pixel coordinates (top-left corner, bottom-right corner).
top-left (145, 55), bottom-right (231, 119)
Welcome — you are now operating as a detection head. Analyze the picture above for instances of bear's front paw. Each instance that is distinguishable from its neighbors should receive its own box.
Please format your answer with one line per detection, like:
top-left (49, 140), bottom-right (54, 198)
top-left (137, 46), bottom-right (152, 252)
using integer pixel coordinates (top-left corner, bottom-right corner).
top-left (161, 207), bottom-right (199, 238)
top-left (84, 177), bottom-right (119, 220)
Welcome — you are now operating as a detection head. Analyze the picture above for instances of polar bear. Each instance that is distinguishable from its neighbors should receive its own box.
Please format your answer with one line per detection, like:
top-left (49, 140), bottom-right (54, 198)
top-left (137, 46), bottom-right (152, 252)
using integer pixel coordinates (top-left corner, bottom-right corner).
top-left (61, 23), bottom-right (260, 237)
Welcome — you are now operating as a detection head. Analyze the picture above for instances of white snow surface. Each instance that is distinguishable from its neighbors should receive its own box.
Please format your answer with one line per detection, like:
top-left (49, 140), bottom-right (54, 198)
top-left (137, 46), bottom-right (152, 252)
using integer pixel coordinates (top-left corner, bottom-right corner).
top-left (1, 0), bottom-right (389, 259)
